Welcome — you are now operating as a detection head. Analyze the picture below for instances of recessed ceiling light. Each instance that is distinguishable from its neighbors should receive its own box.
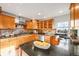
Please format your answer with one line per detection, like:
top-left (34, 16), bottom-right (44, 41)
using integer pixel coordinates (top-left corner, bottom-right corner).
top-left (43, 16), bottom-right (46, 18)
top-left (32, 18), bottom-right (35, 20)
top-left (18, 13), bottom-right (22, 16)
top-left (37, 12), bottom-right (41, 15)
top-left (59, 10), bottom-right (64, 13)
top-left (47, 17), bottom-right (52, 19)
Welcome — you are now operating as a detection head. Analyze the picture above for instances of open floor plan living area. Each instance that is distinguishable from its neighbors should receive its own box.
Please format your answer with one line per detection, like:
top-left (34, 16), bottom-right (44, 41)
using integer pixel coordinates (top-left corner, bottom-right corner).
top-left (0, 3), bottom-right (79, 56)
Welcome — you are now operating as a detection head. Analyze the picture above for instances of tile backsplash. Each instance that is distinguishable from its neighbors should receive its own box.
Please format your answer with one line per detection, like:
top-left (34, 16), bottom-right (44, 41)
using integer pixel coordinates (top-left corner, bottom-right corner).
top-left (0, 28), bottom-right (25, 37)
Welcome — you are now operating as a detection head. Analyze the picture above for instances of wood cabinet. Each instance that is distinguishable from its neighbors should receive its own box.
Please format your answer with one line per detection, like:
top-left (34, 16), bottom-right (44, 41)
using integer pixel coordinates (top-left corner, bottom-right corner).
top-left (32, 20), bottom-right (38, 29)
top-left (0, 34), bottom-right (38, 55)
top-left (24, 19), bottom-right (54, 30)
top-left (0, 45), bottom-right (16, 56)
top-left (0, 34), bottom-right (38, 49)
top-left (44, 20), bottom-right (47, 28)
top-left (0, 34), bottom-right (60, 55)
top-left (24, 20), bottom-right (33, 29)
top-left (70, 3), bottom-right (79, 29)
top-left (70, 3), bottom-right (79, 20)
top-left (25, 20), bottom-right (39, 29)
top-left (3, 15), bottom-right (15, 29)
top-left (0, 14), bottom-right (15, 29)
top-left (37, 19), bottom-right (53, 29)
top-left (0, 14), bottom-right (3, 28)
top-left (37, 20), bottom-right (41, 29)
top-left (48, 19), bottom-right (53, 28)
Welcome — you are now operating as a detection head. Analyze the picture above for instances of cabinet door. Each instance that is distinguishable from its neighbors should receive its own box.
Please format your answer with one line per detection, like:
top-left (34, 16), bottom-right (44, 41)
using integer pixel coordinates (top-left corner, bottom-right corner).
top-left (0, 39), bottom-right (16, 56)
top-left (70, 4), bottom-right (79, 20)
top-left (38, 21), bottom-right (41, 29)
top-left (7, 16), bottom-right (15, 29)
top-left (26, 21), bottom-right (33, 29)
top-left (32, 20), bottom-right (38, 29)
top-left (0, 15), bottom-right (3, 29)
top-left (75, 8), bottom-right (79, 19)
top-left (44, 21), bottom-right (47, 28)
top-left (0, 14), bottom-right (15, 29)
top-left (0, 46), bottom-right (16, 56)
top-left (3, 15), bottom-right (15, 29)
top-left (48, 20), bottom-right (52, 29)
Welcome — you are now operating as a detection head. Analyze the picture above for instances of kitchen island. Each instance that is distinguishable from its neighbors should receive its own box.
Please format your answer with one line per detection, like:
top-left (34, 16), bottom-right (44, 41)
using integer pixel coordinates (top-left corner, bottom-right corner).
top-left (0, 33), bottom-right (60, 56)
top-left (0, 34), bottom-right (38, 49)
top-left (0, 34), bottom-right (39, 56)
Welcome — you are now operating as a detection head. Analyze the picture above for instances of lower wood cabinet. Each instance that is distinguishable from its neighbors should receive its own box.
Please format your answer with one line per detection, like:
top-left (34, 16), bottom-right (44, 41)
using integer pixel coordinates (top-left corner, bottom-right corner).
top-left (0, 34), bottom-right (38, 56)
top-left (0, 46), bottom-right (16, 56)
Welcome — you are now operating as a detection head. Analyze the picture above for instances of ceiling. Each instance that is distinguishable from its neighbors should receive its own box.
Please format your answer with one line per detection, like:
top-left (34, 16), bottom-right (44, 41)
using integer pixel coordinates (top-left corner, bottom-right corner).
top-left (0, 3), bottom-right (70, 19)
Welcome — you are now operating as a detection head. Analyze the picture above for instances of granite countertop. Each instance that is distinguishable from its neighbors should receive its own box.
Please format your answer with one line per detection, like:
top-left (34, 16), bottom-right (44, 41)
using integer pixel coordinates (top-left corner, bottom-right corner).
top-left (0, 32), bottom-right (54, 39)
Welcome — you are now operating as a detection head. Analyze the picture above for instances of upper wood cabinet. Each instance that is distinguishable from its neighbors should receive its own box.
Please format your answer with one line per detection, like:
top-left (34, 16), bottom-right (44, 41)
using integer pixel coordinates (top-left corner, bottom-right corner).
top-left (70, 3), bottom-right (79, 29)
top-left (24, 20), bottom-right (33, 29)
top-left (47, 19), bottom-right (53, 29)
top-left (3, 15), bottom-right (15, 29)
top-left (0, 14), bottom-right (4, 29)
top-left (70, 3), bottom-right (79, 20)
top-left (24, 18), bottom-right (54, 30)
top-left (37, 20), bottom-right (41, 29)
top-left (44, 20), bottom-right (47, 28)
top-left (32, 20), bottom-right (38, 29)
top-left (0, 14), bottom-right (15, 29)
top-left (37, 19), bottom-right (53, 29)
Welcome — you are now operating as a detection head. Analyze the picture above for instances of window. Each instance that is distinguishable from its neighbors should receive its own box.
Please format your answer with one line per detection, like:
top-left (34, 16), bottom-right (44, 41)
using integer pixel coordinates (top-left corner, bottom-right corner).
top-left (71, 20), bottom-right (79, 29)
top-left (55, 21), bottom-right (69, 29)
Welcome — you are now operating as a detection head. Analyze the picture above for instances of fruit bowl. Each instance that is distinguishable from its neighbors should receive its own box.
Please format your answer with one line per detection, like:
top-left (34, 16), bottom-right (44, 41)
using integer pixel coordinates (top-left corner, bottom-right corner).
top-left (33, 41), bottom-right (51, 49)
